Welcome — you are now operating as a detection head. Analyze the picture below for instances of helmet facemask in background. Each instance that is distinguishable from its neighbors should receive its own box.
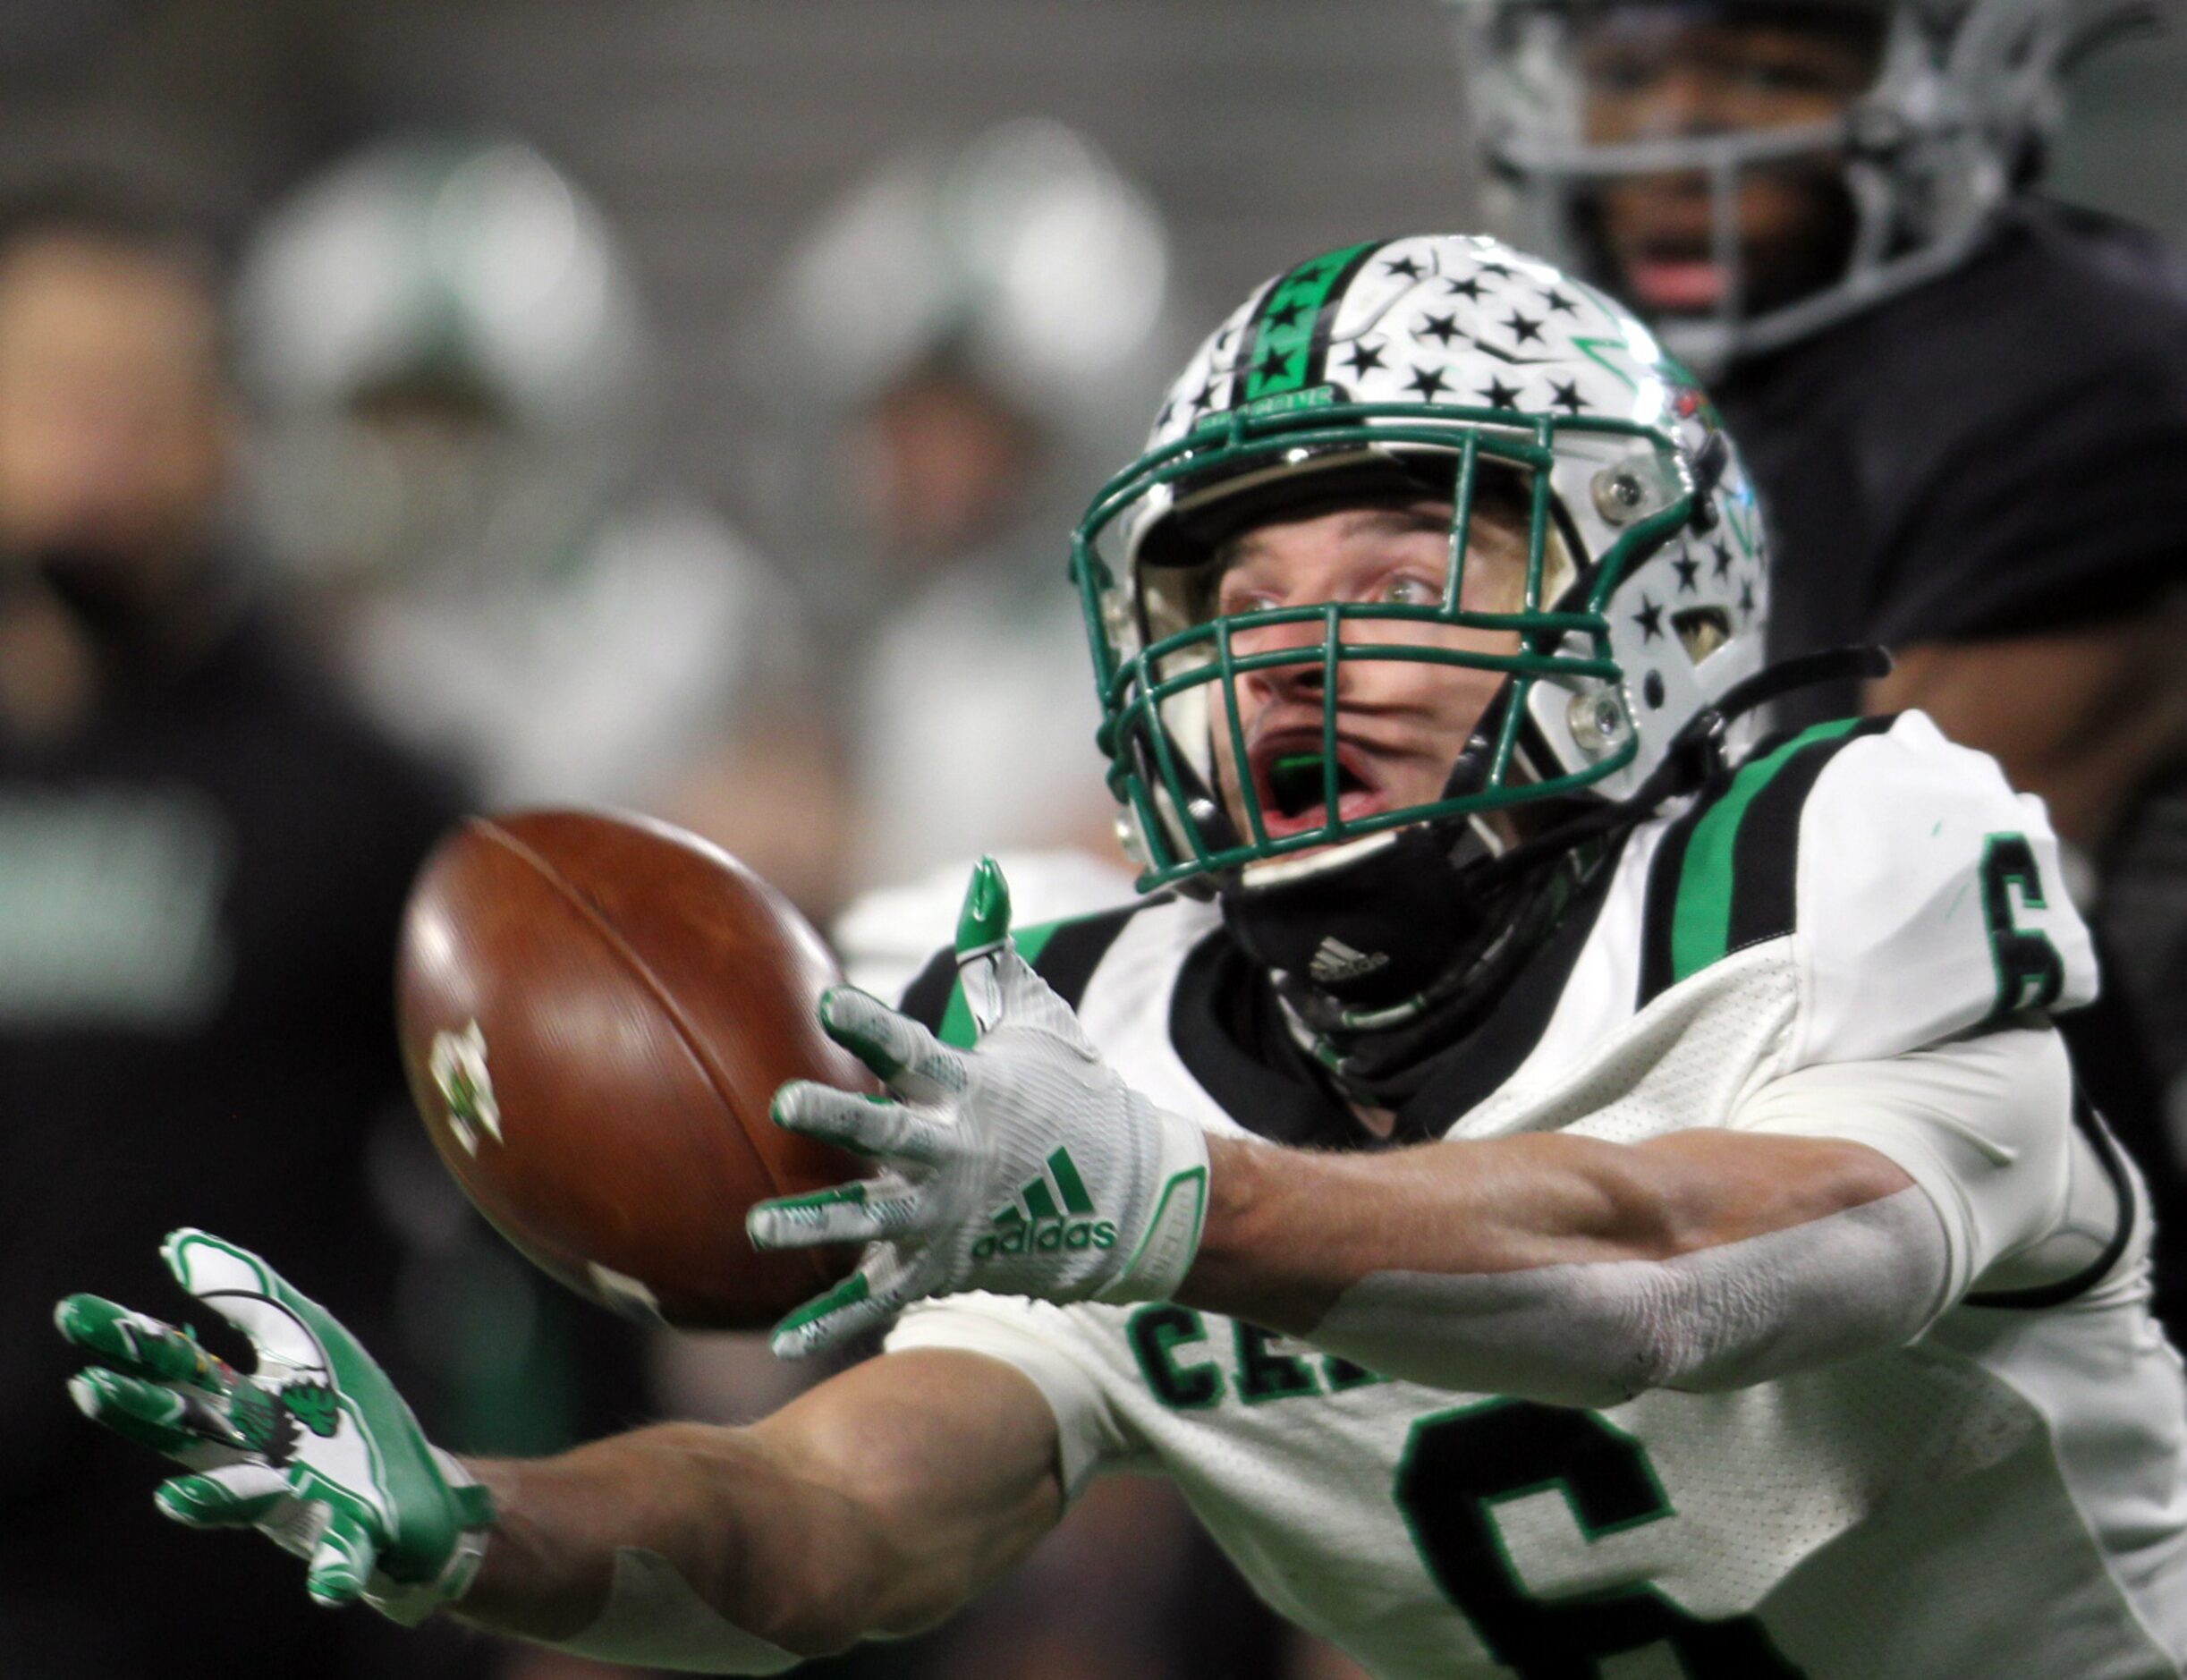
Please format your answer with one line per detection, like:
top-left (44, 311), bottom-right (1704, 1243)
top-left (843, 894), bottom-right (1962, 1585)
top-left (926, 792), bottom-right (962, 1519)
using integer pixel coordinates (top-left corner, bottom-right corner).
top-left (1450, 0), bottom-right (2089, 371)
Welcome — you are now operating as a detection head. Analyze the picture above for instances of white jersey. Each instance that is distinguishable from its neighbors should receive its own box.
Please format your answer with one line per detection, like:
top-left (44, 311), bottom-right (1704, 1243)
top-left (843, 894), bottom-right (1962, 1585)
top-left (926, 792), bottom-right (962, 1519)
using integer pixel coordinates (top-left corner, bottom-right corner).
top-left (886, 713), bottom-right (2187, 1679)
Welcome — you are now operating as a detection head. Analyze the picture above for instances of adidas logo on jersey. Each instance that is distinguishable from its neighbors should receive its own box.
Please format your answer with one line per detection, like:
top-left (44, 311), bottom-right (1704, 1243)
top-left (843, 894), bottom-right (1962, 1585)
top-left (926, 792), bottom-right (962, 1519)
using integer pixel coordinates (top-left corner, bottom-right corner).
top-left (972, 1146), bottom-right (1117, 1261)
top-left (1309, 937), bottom-right (1388, 986)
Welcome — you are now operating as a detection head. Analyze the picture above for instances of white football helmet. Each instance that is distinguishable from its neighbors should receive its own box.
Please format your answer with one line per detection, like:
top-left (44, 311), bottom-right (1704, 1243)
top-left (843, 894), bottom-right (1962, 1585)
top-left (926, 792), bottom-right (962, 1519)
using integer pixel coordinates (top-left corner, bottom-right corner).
top-left (1073, 233), bottom-right (1769, 895)
top-left (769, 117), bottom-right (1174, 441)
top-left (233, 134), bottom-right (652, 589)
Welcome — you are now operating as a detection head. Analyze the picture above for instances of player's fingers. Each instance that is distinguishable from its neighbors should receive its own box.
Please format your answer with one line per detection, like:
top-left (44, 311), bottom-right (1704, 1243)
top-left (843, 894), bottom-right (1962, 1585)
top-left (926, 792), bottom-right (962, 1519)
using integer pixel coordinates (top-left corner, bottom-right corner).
top-left (990, 946), bottom-right (1101, 1060)
top-left (161, 1229), bottom-right (333, 1377)
top-left (304, 1510), bottom-right (381, 1608)
top-left (767, 1264), bottom-right (902, 1361)
top-left (156, 1462), bottom-right (291, 1528)
top-left (817, 987), bottom-right (963, 1103)
top-left (747, 1177), bottom-right (927, 1251)
top-left (771, 1082), bottom-right (953, 1167)
top-left (69, 1367), bottom-right (238, 1457)
top-left (55, 1294), bottom-right (230, 1391)
top-left (954, 855), bottom-right (1013, 961)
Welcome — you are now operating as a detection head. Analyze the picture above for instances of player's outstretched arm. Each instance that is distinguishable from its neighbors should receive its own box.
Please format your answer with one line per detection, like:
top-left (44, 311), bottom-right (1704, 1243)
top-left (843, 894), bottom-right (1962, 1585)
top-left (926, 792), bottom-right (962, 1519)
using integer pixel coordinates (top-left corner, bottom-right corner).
top-left (58, 1230), bottom-right (497, 1621)
top-left (1181, 1023), bottom-right (2078, 1406)
top-left (1183, 1123), bottom-right (1928, 1404)
top-left (753, 861), bottom-right (2075, 1411)
top-left (453, 1347), bottom-right (1066, 1667)
top-left (61, 1232), bottom-right (1065, 1671)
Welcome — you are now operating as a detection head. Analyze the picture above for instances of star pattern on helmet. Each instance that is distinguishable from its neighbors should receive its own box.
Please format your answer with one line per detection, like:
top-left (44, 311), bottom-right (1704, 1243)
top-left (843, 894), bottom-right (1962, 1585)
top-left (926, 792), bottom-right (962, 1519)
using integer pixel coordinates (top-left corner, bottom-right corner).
top-left (1407, 364), bottom-right (1451, 399)
top-left (1192, 378), bottom-right (1225, 414)
top-left (1343, 338), bottom-right (1387, 376)
top-left (1632, 597), bottom-right (1666, 641)
top-left (1445, 276), bottom-right (1485, 302)
top-left (1477, 259), bottom-right (1514, 279)
top-left (1672, 552), bottom-right (1700, 593)
top-left (1478, 376), bottom-right (1522, 409)
top-left (1384, 254), bottom-right (1425, 280)
top-left (1547, 378), bottom-right (1585, 416)
top-left (1540, 287), bottom-right (1578, 316)
top-left (1419, 312), bottom-right (1462, 346)
top-left (1504, 311), bottom-right (1544, 344)
top-left (1711, 539), bottom-right (1735, 580)
top-left (1264, 300), bottom-right (1306, 334)
top-left (1740, 580), bottom-right (1758, 621)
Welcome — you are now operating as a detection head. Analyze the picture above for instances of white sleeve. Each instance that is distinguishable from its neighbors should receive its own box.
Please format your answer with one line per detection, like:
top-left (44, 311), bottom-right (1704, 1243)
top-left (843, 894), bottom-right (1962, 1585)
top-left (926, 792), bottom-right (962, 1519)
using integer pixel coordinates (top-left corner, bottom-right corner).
top-left (885, 1294), bottom-right (1137, 1498)
top-left (1793, 712), bottom-right (2098, 1066)
top-left (1730, 1023), bottom-right (2082, 1308)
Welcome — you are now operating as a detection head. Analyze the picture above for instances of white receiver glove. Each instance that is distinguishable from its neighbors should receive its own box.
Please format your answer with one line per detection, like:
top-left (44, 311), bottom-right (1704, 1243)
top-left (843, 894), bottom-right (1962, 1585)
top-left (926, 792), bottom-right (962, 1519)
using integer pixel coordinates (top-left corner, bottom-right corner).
top-left (749, 858), bottom-right (1209, 1358)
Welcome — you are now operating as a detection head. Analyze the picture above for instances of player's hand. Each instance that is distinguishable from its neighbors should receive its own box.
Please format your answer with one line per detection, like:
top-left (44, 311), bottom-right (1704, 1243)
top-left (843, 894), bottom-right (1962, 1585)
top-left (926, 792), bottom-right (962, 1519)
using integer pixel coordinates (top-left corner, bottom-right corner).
top-left (56, 1229), bottom-right (493, 1623)
top-left (750, 857), bottom-right (1210, 1357)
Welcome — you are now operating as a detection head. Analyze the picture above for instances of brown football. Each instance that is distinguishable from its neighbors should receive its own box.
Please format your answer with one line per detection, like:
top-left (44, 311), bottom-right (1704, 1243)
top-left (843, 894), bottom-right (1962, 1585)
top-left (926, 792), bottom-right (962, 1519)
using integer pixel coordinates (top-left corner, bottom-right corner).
top-left (395, 809), bottom-right (871, 1329)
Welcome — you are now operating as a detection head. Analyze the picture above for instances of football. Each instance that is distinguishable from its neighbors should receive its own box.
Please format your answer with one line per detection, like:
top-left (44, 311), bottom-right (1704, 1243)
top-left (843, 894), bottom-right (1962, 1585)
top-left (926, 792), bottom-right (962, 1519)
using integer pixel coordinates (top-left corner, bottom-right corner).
top-left (395, 809), bottom-right (872, 1329)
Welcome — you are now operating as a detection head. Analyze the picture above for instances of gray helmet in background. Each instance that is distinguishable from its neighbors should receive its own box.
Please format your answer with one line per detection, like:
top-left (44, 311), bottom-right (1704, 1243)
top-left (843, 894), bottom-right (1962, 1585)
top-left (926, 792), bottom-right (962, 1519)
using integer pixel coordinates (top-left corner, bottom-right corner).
top-left (1446, 0), bottom-right (2146, 370)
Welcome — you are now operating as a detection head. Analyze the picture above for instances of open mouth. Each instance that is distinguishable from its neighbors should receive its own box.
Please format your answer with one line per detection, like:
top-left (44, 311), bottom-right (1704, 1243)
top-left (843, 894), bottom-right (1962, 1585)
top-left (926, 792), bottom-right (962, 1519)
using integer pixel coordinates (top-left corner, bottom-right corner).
top-left (1252, 741), bottom-right (1386, 837)
top-left (1624, 255), bottom-right (1729, 312)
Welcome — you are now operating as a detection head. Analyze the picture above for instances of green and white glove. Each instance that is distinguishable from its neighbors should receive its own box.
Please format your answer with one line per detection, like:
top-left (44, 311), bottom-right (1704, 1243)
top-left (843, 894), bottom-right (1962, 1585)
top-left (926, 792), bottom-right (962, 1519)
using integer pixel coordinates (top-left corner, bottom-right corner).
top-left (56, 1228), bottom-right (493, 1623)
top-left (750, 858), bottom-right (1210, 1358)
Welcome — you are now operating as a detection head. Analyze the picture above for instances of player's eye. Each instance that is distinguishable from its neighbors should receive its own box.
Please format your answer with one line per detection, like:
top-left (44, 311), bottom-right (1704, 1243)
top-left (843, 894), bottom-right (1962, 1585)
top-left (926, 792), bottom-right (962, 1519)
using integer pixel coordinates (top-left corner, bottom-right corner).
top-left (1381, 574), bottom-right (1442, 607)
top-left (1219, 581), bottom-right (1280, 615)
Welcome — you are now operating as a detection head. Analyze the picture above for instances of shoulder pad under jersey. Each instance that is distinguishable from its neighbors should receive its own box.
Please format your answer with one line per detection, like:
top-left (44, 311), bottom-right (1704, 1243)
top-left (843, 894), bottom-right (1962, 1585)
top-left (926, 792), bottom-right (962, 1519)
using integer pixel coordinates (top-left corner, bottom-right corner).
top-left (1634, 710), bottom-right (2096, 1065)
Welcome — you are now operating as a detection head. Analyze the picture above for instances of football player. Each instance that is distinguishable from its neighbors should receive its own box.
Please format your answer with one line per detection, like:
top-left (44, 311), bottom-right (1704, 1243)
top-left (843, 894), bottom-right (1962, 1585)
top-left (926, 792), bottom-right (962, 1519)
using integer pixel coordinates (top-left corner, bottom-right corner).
top-left (59, 237), bottom-right (2187, 1676)
top-left (1445, 0), bottom-right (2187, 1297)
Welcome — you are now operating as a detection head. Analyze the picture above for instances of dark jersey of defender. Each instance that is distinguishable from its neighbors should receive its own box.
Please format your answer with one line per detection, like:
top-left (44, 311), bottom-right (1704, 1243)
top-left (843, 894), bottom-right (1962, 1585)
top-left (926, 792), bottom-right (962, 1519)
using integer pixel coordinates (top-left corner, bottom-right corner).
top-left (1717, 196), bottom-right (2187, 730)
top-left (1716, 195), bottom-right (2187, 1328)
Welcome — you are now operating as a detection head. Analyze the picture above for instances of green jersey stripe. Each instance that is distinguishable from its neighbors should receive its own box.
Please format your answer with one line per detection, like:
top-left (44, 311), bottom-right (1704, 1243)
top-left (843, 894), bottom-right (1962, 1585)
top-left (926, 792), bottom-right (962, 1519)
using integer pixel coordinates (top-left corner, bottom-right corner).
top-left (1666, 718), bottom-right (1863, 985)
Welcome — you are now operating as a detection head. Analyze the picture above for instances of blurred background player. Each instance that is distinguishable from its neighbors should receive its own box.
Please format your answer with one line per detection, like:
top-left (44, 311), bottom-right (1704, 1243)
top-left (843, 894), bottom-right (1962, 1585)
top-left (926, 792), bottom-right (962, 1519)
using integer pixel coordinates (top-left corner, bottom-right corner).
top-left (720, 121), bottom-right (1329, 1680)
top-left (754, 120), bottom-right (1180, 996)
top-left (0, 182), bottom-right (485, 1678)
top-left (234, 132), bottom-right (843, 918)
top-left (1450, 0), bottom-right (2187, 1326)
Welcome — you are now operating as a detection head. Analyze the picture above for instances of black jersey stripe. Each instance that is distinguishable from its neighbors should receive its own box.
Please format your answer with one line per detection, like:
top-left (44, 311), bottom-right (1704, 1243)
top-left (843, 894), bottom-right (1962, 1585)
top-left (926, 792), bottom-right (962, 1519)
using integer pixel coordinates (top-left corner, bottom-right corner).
top-left (1030, 903), bottom-right (1159, 1010)
top-left (907, 896), bottom-right (1161, 1048)
top-left (1638, 715), bottom-right (1893, 1007)
top-left (1723, 714), bottom-right (1896, 955)
top-left (900, 946), bottom-right (959, 1031)
top-left (1638, 794), bottom-right (1703, 1006)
